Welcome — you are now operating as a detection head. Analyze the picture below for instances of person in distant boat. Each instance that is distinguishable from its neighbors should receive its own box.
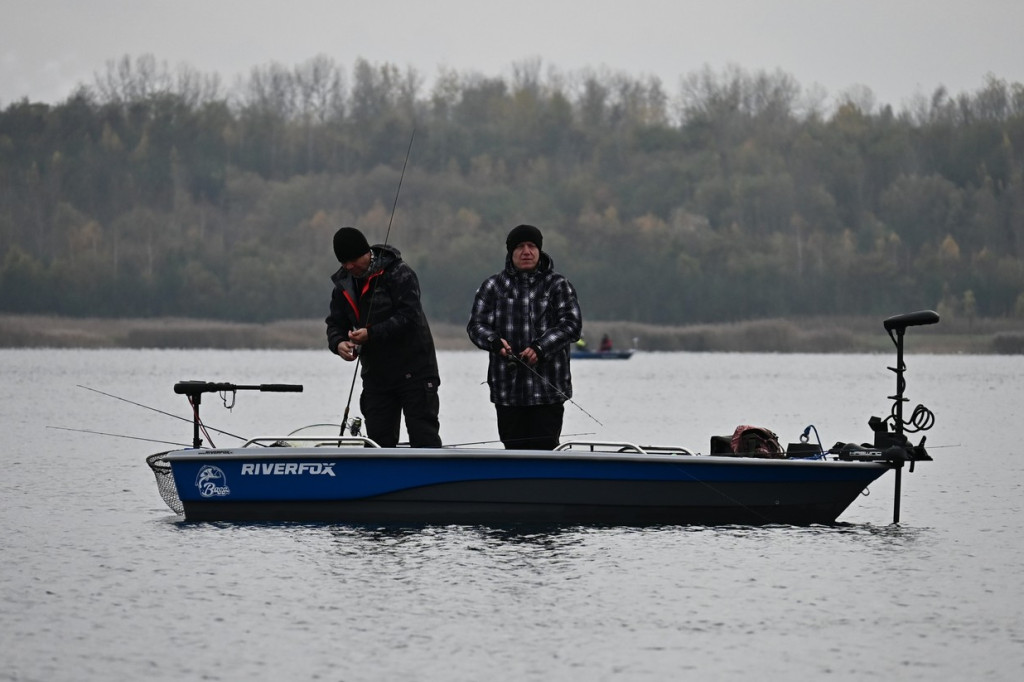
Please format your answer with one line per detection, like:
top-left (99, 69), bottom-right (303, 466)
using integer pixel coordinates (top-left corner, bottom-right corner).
top-left (599, 334), bottom-right (613, 352)
top-left (467, 224), bottom-right (582, 450)
top-left (326, 226), bottom-right (441, 448)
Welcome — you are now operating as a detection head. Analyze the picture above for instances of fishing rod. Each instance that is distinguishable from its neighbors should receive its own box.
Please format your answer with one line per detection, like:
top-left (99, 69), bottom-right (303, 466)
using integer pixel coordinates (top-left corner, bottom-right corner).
top-left (382, 129), bottom-right (415, 257)
top-left (502, 350), bottom-right (605, 427)
top-left (340, 128), bottom-right (416, 436)
top-left (77, 384), bottom-right (248, 443)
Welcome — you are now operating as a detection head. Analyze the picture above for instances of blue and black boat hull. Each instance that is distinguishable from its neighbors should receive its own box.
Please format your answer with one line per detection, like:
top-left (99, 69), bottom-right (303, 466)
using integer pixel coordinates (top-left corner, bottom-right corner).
top-left (161, 448), bottom-right (891, 525)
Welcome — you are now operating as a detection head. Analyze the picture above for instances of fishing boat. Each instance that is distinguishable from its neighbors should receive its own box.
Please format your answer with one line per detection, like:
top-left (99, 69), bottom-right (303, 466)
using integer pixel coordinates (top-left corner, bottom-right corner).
top-left (146, 311), bottom-right (939, 526)
top-left (570, 347), bottom-right (635, 360)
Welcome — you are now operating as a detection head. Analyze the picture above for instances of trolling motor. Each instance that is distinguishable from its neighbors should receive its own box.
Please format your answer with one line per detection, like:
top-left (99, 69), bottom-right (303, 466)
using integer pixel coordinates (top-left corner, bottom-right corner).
top-left (174, 380), bottom-right (303, 448)
top-left (881, 310), bottom-right (939, 523)
top-left (877, 310), bottom-right (939, 458)
top-left (835, 311), bottom-right (938, 523)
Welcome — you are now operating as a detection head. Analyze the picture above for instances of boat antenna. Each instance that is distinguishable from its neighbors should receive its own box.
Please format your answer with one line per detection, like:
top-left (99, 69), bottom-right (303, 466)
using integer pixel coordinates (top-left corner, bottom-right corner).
top-left (340, 128), bottom-right (416, 436)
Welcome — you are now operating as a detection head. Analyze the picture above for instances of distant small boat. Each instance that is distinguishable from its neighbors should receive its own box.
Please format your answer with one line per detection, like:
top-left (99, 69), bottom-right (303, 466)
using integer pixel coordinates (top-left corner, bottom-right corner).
top-left (571, 348), bottom-right (635, 360)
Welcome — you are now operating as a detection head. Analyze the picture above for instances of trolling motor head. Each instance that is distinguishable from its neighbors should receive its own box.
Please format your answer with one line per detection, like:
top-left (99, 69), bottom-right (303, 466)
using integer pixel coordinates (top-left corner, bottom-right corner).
top-left (883, 310), bottom-right (940, 334)
top-left (174, 380), bottom-right (303, 449)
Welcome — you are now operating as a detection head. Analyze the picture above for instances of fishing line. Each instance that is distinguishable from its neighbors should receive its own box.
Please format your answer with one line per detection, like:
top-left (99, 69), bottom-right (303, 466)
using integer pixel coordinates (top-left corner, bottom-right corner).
top-left (666, 458), bottom-right (777, 524)
top-left (77, 384), bottom-right (248, 442)
top-left (448, 418), bottom-right (773, 523)
top-left (188, 395), bottom-right (217, 448)
top-left (340, 128), bottom-right (416, 435)
top-left (46, 425), bottom-right (189, 447)
top-left (503, 352), bottom-right (604, 427)
top-left (442, 432), bottom-right (596, 448)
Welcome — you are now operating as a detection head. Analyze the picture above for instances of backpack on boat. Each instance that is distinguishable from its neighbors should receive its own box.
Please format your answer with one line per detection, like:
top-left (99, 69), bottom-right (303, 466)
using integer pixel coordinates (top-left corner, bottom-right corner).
top-left (729, 425), bottom-right (785, 459)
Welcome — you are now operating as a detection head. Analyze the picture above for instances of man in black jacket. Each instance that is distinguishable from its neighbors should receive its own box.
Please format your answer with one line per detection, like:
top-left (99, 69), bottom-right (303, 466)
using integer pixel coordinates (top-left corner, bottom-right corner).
top-left (326, 226), bottom-right (441, 448)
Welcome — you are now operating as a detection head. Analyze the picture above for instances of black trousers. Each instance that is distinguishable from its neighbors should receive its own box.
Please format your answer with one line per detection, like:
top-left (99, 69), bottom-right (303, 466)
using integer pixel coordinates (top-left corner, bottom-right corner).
top-left (495, 403), bottom-right (565, 450)
top-left (360, 376), bottom-right (441, 448)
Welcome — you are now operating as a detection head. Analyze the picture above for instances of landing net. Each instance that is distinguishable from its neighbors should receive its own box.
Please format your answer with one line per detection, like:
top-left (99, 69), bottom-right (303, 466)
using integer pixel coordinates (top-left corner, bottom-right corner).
top-left (146, 452), bottom-right (184, 515)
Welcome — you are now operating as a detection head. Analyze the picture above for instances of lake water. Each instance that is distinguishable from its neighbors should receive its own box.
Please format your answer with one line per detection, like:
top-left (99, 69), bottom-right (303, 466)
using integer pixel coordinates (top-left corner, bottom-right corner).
top-left (1, 347), bottom-right (1022, 681)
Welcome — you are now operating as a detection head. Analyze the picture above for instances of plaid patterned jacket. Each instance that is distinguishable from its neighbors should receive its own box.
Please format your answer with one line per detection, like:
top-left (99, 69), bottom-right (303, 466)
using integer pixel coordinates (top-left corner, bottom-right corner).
top-left (467, 252), bottom-right (582, 406)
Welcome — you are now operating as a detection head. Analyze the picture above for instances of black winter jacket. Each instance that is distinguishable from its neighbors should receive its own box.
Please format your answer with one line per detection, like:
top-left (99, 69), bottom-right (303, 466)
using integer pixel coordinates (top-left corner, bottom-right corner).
top-left (326, 245), bottom-right (439, 387)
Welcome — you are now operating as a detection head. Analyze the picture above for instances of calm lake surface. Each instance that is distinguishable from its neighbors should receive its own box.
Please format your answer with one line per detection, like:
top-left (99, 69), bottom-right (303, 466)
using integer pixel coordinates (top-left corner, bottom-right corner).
top-left (2, 347), bottom-right (1022, 681)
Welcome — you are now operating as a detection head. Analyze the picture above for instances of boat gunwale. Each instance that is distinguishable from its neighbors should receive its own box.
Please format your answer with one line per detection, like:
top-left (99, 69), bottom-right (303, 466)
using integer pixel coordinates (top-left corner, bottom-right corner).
top-left (160, 446), bottom-right (893, 469)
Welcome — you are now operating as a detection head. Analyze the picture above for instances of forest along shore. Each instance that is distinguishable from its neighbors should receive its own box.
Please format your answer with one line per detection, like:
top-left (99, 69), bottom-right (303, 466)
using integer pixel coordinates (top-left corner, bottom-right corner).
top-left (2, 314), bottom-right (1023, 354)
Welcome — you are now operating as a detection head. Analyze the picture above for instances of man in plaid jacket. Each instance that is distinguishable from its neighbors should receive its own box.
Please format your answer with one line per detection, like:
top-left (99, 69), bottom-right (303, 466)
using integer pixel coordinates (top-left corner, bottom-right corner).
top-left (467, 224), bottom-right (582, 449)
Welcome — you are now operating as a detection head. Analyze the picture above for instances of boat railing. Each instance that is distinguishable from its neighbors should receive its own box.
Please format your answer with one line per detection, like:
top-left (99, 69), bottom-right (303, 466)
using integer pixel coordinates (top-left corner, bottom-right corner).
top-left (556, 440), bottom-right (695, 456)
top-left (242, 436), bottom-right (382, 448)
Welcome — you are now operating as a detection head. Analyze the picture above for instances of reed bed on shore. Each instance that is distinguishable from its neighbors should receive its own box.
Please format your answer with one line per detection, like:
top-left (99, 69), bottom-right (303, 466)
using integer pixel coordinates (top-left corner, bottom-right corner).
top-left (1, 314), bottom-right (1021, 354)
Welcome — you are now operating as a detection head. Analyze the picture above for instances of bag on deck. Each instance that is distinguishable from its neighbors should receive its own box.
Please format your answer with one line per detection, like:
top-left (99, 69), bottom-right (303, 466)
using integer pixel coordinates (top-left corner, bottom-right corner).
top-left (730, 425), bottom-right (785, 459)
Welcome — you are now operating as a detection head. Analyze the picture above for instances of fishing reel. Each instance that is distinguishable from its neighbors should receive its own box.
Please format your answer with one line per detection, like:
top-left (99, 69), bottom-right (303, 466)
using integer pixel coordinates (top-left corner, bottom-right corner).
top-left (345, 416), bottom-right (363, 437)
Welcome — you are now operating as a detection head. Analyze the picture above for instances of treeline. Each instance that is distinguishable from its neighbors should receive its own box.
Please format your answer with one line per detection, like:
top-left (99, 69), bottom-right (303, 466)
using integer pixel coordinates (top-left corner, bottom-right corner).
top-left (2, 54), bottom-right (1023, 326)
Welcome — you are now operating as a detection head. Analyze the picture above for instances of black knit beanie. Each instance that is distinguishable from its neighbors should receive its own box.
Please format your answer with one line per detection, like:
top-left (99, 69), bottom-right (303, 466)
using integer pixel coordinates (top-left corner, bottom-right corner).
top-left (333, 227), bottom-right (371, 262)
top-left (506, 224), bottom-right (543, 253)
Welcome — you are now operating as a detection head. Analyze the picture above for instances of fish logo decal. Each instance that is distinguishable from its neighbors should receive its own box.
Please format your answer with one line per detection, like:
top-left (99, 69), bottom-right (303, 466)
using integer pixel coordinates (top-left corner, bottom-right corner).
top-left (195, 465), bottom-right (231, 498)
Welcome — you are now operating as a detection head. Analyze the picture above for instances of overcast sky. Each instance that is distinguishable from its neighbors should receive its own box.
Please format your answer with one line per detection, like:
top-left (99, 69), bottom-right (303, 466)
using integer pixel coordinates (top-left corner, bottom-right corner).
top-left (3, 0), bottom-right (1023, 110)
